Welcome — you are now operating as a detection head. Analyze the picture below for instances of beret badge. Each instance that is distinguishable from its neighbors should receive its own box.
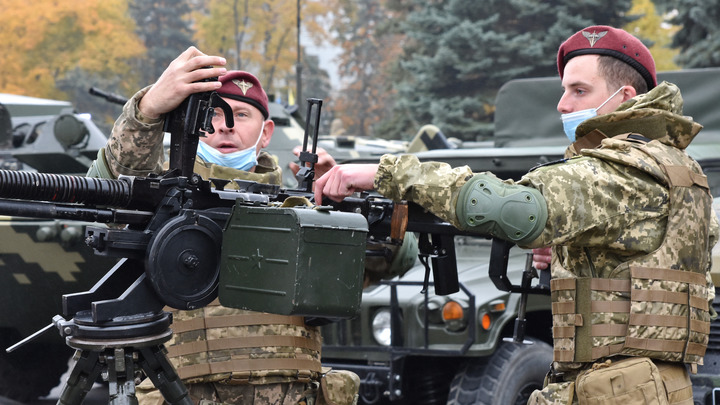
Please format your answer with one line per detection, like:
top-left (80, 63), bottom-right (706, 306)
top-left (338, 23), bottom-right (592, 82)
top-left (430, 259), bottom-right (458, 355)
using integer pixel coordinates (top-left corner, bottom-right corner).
top-left (232, 79), bottom-right (253, 96)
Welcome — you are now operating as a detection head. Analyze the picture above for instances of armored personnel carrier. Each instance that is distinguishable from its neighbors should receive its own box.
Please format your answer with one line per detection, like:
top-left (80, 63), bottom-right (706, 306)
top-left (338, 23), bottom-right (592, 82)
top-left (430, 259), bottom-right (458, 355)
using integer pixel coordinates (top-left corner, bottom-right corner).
top-left (0, 93), bottom-right (119, 402)
top-left (320, 68), bottom-right (720, 405)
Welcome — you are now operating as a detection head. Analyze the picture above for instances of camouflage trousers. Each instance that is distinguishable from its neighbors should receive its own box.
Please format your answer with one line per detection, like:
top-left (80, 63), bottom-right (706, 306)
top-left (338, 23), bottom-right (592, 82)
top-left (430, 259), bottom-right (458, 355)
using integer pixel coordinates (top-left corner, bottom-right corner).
top-left (527, 357), bottom-right (692, 405)
top-left (136, 381), bottom-right (308, 405)
top-left (135, 369), bottom-right (360, 405)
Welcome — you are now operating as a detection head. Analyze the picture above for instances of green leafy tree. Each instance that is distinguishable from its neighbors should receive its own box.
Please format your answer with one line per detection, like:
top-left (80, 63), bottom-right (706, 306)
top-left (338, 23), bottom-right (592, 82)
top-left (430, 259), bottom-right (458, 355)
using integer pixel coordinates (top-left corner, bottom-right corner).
top-left (291, 52), bottom-right (334, 132)
top-left (654, 0), bottom-right (720, 68)
top-left (380, 0), bottom-right (635, 141)
top-left (331, 0), bottom-right (404, 137)
top-left (129, 0), bottom-right (196, 87)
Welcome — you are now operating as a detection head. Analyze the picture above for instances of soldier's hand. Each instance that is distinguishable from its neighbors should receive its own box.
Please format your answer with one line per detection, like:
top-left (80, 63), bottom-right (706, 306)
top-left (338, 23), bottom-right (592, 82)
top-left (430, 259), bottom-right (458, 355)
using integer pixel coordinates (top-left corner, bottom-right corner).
top-left (314, 164), bottom-right (379, 204)
top-left (532, 247), bottom-right (552, 270)
top-left (289, 146), bottom-right (337, 181)
top-left (138, 46), bottom-right (227, 119)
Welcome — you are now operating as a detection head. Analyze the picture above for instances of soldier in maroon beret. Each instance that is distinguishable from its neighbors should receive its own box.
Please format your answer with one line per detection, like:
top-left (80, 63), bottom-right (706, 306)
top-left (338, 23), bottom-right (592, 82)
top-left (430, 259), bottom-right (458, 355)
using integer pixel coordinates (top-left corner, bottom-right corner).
top-left (87, 46), bottom-right (361, 405)
top-left (132, 48), bottom-right (275, 173)
top-left (312, 25), bottom-right (711, 405)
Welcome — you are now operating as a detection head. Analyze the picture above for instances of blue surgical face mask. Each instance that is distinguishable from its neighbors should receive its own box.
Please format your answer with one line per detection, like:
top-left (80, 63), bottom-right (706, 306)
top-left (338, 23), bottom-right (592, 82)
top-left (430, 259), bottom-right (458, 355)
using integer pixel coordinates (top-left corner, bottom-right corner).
top-left (561, 87), bottom-right (624, 142)
top-left (196, 122), bottom-right (265, 171)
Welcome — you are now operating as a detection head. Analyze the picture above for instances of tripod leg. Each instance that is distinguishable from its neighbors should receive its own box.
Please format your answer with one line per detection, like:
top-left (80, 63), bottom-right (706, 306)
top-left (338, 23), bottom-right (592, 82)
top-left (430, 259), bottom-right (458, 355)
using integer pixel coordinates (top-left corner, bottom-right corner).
top-left (107, 348), bottom-right (139, 405)
top-left (138, 345), bottom-right (193, 405)
top-left (57, 350), bottom-right (104, 405)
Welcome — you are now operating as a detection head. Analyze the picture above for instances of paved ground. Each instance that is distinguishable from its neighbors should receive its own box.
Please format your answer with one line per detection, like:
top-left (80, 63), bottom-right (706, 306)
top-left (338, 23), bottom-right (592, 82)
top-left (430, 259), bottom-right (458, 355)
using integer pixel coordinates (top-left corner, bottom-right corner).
top-left (1, 388), bottom-right (107, 405)
top-left (0, 359), bottom-right (107, 405)
top-left (22, 387), bottom-right (107, 405)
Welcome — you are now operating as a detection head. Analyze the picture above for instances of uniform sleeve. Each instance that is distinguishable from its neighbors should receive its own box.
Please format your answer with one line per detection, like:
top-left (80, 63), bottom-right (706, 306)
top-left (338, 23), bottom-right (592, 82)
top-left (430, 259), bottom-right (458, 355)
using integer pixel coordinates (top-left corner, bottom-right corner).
top-left (373, 153), bottom-right (669, 251)
top-left (103, 85), bottom-right (166, 178)
top-left (374, 154), bottom-right (475, 228)
top-left (519, 156), bottom-right (669, 249)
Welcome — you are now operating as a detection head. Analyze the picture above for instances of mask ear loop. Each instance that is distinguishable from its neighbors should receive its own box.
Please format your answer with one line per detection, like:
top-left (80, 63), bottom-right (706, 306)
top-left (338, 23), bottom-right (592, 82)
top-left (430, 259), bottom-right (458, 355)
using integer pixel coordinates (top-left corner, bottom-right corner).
top-left (596, 86), bottom-right (625, 111)
top-left (252, 121), bottom-right (266, 151)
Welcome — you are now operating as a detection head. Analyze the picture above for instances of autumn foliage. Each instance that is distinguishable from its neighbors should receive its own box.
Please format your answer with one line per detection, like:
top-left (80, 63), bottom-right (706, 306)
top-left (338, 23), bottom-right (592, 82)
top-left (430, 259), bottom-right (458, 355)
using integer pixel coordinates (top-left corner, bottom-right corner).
top-left (0, 0), bottom-right (145, 99)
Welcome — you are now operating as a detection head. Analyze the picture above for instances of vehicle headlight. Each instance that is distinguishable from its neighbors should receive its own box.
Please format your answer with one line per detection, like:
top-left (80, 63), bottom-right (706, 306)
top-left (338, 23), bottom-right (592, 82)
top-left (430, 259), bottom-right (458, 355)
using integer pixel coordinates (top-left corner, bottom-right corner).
top-left (441, 300), bottom-right (467, 332)
top-left (372, 308), bottom-right (392, 346)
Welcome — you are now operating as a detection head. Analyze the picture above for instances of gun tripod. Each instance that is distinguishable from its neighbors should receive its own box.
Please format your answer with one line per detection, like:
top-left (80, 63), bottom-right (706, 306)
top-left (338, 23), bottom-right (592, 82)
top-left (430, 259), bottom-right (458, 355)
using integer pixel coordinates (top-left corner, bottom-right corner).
top-left (49, 256), bottom-right (206, 405)
top-left (54, 311), bottom-right (191, 405)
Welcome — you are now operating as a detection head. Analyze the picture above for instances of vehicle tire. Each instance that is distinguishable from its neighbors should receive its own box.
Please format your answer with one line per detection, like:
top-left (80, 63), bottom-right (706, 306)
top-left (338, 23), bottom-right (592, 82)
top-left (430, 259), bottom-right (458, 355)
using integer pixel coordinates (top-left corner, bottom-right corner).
top-left (0, 331), bottom-right (73, 403)
top-left (446, 339), bottom-right (553, 405)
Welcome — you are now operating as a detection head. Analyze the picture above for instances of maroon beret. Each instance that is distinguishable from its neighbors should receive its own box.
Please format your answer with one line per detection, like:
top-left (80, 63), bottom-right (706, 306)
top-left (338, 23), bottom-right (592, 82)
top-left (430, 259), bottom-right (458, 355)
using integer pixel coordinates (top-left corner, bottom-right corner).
top-left (217, 71), bottom-right (269, 119)
top-left (557, 25), bottom-right (657, 90)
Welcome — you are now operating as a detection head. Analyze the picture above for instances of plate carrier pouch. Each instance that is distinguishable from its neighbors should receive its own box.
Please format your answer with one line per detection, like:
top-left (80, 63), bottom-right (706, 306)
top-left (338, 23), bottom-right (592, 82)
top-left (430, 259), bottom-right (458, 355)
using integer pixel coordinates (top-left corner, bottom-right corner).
top-left (550, 134), bottom-right (713, 366)
top-left (218, 204), bottom-right (368, 318)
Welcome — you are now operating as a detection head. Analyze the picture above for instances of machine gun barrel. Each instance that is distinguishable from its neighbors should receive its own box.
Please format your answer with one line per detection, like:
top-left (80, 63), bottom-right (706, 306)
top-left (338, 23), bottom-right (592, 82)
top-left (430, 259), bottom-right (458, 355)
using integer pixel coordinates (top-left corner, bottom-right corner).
top-left (0, 169), bottom-right (132, 207)
top-left (88, 87), bottom-right (128, 106)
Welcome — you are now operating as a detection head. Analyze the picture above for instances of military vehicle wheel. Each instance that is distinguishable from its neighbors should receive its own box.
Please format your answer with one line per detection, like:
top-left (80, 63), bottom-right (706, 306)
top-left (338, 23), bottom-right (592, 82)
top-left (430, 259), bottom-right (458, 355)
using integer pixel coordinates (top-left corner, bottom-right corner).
top-left (0, 331), bottom-right (72, 403)
top-left (446, 339), bottom-right (552, 405)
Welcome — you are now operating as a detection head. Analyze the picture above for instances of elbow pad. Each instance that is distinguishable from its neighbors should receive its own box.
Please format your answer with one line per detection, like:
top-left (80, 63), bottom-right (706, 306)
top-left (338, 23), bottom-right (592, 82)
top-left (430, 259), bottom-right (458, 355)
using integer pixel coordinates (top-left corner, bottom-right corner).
top-left (456, 173), bottom-right (547, 244)
top-left (86, 148), bottom-right (116, 179)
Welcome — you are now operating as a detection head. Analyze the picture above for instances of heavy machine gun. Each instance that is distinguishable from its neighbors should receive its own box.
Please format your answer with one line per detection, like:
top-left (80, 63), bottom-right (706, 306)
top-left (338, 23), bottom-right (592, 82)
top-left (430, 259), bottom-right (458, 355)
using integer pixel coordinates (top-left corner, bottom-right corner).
top-left (0, 87), bottom-right (545, 404)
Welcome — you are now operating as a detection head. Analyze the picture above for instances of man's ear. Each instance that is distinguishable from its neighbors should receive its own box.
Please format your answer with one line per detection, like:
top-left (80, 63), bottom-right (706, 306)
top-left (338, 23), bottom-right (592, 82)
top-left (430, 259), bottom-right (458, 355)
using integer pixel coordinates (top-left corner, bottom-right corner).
top-left (622, 85), bottom-right (637, 102)
top-left (260, 120), bottom-right (275, 148)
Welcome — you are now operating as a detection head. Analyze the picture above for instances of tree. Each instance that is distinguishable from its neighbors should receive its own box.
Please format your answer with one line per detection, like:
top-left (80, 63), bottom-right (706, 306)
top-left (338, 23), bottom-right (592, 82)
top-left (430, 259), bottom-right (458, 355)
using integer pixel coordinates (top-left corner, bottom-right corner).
top-left (290, 52), bottom-right (334, 132)
top-left (0, 0), bottom-right (144, 100)
top-left (624, 0), bottom-right (679, 71)
top-left (194, 0), bottom-right (335, 94)
top-left (129, 0), bottom-right (196, 87)
top-left (331, 0), bottom-right (404, 137)
top-left (654, 0), bottom-right (720, 68)
top-left (380, 0), bottom-right (636, 141)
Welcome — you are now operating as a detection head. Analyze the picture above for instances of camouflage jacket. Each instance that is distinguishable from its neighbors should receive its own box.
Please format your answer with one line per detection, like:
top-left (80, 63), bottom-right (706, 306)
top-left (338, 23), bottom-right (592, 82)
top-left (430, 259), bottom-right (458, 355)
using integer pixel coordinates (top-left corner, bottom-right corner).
top-left (374, 82), bottom-right (719, 371)
top-left (375, 81), bottom-right (717, 253)
top-left (93, 86), bottom-right (320, 385)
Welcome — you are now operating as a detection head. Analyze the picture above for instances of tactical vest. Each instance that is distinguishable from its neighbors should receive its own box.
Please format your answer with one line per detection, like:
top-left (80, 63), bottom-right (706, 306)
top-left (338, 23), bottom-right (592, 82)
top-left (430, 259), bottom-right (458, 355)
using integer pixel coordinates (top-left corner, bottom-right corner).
top-left (550, 134), bottom-right (713, 366)
top-left (164, 154), bottom-right (322, 384)
top-left (166, 300), bottom-right (322, 384)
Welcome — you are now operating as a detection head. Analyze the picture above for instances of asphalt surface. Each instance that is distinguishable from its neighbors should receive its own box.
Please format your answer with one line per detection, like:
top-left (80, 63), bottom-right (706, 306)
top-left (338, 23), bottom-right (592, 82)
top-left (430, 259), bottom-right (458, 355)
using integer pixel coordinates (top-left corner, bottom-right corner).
top-left (0, 389), bottom-right (107, 405)
top-left (0, 359), bottom-right (108, 405)
top-left (19, 387), bottom-right (107, 405)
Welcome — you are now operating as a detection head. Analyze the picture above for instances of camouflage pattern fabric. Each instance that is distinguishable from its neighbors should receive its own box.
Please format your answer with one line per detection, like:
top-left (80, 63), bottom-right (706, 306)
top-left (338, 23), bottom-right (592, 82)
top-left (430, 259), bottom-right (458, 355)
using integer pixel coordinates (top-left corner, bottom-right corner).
top-left (527, 382), bottom-right (576, 405)
top-left (372, 82), bottom-right (717, 401)
top-left (163, 301), bottom-right (322, 384)
top-left (103, 85), bottom-right (166, 178)
top-left (136, 380), bottom-right (307, 405)
top-left (318, 369), bottom-right (360, 405)
top-left (92, 86), bottom-right (357, 404)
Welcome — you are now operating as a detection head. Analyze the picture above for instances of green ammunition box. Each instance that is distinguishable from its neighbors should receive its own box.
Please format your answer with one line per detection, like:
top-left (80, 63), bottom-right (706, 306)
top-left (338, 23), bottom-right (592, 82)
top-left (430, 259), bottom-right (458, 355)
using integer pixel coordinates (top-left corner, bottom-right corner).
top-left (218, 204), bottom-right (368, 318)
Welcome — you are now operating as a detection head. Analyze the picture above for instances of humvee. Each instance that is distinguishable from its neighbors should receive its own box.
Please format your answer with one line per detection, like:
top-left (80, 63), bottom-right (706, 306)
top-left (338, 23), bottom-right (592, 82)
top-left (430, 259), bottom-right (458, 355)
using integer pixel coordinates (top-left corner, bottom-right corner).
top-left (320, 68), bottom-right (720, 405)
